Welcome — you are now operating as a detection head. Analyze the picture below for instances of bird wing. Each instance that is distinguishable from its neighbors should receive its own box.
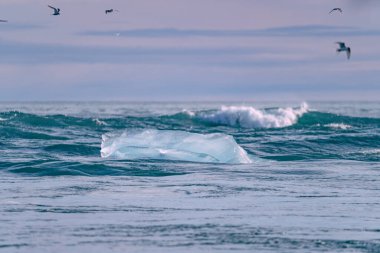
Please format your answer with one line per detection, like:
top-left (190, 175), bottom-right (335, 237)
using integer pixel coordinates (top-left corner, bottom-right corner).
top-left (0, 20), bottom-right (7, 22)
top-left (330, 8), bottom-right (342, 14)
top-left (48, 5), bottom-right (57, 11)
top-left (347, 48), bottom-right (351, 59)
top-left (336, 42), bottom-right (345, 48)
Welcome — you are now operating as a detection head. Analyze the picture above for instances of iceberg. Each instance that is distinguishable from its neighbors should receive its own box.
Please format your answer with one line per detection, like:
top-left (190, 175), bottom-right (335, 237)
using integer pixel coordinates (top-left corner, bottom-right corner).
top-left (101, 129), bottom-right (252, 164)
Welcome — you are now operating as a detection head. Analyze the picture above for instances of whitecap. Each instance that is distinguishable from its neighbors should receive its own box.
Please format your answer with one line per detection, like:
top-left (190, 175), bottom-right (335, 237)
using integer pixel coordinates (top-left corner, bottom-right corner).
top-left (360, 149), bottom-right (380, 155)
top-left (325, 123), bottom-right (352, 130)
top-left (101, 129), bottom-right (252, 164)
top-left (196, 103), bottom-right (308, 128)
top-left (93, 118), bottom-right (107, 126)
top-left (181, 109), bottom-right (195, 117)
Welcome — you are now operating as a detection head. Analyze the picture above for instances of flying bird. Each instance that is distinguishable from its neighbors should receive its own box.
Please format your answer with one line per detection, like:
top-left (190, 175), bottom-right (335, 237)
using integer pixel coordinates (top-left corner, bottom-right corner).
top-left (0, 20), bottom-right (7, 22)
top-left (336, 42), bottom-right (351, 60)
top-left (105, 9), bottom-right (119, 14)
top-left (329, 8), bottom-right (342, 14)
top-left (48, 5), bottom-right (60, 15)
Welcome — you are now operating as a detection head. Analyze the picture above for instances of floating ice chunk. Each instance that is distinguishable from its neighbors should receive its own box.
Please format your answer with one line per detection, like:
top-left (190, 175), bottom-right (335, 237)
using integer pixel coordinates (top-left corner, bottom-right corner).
top-left (196, 103), bottom-right (308, 128)
top-left (101, 129), bottom-right (252, 164)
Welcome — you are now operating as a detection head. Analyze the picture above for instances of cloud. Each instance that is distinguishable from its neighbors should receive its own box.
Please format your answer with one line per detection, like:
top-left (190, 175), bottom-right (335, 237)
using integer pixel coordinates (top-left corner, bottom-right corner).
top-left (0, 22), bottom-right (43, 30)
top-left (82, 25), bottom-right (380, 38)
top-left (1, 60), bottom-right (379, 101)
top-left (0, 40), bottom-right (285, 66)
top-left (346, 0), bottom-right (380, 8)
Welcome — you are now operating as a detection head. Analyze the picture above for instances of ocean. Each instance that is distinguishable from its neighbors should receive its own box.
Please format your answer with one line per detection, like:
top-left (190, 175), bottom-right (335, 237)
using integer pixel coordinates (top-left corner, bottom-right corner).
top-left (0, 101), bottom-right (379, 252)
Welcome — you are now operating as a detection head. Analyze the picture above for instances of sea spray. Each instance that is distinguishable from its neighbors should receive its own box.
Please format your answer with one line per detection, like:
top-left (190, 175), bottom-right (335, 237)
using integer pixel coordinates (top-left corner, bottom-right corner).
top-left (195, 103), bottom-right (308, 128)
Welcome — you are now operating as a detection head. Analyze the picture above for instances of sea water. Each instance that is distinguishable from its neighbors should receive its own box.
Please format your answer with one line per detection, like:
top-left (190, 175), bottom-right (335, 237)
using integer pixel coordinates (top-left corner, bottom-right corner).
top-left (0, 101), bottom-right (379, 252)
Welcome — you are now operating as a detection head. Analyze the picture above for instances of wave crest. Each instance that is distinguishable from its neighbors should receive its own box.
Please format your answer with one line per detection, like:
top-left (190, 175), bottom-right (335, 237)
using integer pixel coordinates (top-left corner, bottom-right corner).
top-left (195, 103), bottom-right (308, 128)
top-left (324, 123), bottom-right (352, 130)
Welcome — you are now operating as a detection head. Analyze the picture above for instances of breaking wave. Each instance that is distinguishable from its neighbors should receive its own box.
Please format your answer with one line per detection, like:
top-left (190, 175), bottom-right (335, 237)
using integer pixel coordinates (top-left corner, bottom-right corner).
top-left (192, 103), bottom-right (308, 128)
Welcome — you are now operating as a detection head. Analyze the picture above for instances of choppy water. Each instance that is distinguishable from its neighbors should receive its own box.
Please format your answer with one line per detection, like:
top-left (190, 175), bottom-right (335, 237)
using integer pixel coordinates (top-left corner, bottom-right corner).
top-left (0, 102), bottom-right (379, 252)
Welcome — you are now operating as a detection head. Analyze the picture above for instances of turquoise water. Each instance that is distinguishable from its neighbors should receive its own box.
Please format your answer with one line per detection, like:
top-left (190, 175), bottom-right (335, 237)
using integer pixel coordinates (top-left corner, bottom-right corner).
top-left (0, 102), bottom-right (380, 252)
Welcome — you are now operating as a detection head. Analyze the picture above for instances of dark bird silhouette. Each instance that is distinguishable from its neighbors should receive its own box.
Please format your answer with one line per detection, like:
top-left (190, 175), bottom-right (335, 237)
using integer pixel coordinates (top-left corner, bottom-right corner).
top-left (329, 8), bottom-right (342, 14)
top-left (48, 5), bottom-right (60, 15)
top-left (0, 20), bottom-right (7, 22)
top-left (105, 9), bottom-right (119, 14)
top-left (336, 42), bottom-right (351, 60)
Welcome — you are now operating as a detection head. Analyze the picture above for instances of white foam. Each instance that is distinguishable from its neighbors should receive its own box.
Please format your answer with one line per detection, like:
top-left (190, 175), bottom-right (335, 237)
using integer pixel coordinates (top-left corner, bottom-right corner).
top-left (181, 109), bottom-right (195, 117)
top-left (360, 149), bottom-right (380, 155)
top-left (101, 129), bottom-right (252, 164)
top-left (325, 123), bottom-right (352, 130)
top-left (0, 117), bottom-right (6, 121)
top-left (93, 118), bottom-right (107, 126)
top-left (196, 103), bottom-right (308, 128)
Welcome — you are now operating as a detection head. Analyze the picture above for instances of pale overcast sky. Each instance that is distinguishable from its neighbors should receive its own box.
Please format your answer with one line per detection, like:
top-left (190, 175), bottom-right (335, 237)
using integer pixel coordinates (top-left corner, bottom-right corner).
top-left (0, 0), bottom-right (379, 101)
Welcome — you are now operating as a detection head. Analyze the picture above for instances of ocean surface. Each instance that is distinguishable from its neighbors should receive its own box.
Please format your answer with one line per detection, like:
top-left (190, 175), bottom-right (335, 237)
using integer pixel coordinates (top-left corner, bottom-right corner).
top-left (0, 101), bottom-right (380, 253)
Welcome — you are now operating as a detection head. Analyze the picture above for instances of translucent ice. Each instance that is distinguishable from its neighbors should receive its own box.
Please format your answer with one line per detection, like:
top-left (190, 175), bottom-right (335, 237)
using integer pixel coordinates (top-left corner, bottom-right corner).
top-left (101, 129), bottom-right (252, 164)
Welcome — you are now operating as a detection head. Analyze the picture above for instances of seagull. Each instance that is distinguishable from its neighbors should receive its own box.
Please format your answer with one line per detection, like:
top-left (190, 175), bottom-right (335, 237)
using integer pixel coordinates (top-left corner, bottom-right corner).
top-left (336, 42), bottom-right (351, 60)
top-left (105, 9), bottom-right (119, 14)
top-left (329, 8), bottom-right (342, 14)
top-left (48, 5), bottom-right (60, 15)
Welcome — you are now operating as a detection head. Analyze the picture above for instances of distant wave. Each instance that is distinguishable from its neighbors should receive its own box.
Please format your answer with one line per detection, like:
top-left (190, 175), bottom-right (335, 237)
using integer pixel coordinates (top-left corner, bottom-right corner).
top-left (190, 103), bottom-right (308, 128)
top-left (1, 106), bottom-right (379, 133)
top-left (359, 149), bottom-right (380, 155)
top-left (101, 129), bottom-right (252, 164)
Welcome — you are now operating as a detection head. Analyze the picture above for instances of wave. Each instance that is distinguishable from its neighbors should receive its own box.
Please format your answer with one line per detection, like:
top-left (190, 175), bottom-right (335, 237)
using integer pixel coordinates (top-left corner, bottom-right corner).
top-left (1, 107), bottom-right (380, 165)
top-left (186, 103), bottom-right (309, 129)
top-left (0, 160), bottom-right (187, 176)
top-left (101, 129), bottom-right (252, 164)
top-left (297, 111), bottom-right (380, 130)
top-left (358, 149), bottom-right (380, 155)
top-left (0, 111), bottom-right (97, 128)
top-left (2, 105), bottom-right (380, 132)
top-left (324, 123), bottom-right (352, 130)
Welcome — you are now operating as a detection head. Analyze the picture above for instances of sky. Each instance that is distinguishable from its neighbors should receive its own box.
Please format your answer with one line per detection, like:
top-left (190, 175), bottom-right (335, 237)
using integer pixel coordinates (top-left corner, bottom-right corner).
top-left (0, 0), bottom-right (380, 101)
